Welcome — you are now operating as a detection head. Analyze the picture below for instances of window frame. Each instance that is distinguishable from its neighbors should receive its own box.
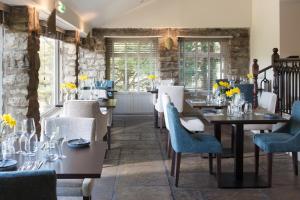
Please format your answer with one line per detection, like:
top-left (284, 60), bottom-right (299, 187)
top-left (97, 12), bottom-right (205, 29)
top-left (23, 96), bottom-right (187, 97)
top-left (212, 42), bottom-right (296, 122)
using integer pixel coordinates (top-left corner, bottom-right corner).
top-left (108, 38), bottom-right (159, 93)
top-left (179, 38), bottom-right (230, 92)
top-left (38, 36), bottom-right (61, 115)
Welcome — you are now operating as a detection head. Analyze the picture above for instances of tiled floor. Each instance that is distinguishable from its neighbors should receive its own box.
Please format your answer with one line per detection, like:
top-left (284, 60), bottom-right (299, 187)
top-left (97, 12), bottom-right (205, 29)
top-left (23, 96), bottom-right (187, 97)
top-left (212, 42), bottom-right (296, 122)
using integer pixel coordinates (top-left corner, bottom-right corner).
top-left (60, 115), bottom-right (300, 200)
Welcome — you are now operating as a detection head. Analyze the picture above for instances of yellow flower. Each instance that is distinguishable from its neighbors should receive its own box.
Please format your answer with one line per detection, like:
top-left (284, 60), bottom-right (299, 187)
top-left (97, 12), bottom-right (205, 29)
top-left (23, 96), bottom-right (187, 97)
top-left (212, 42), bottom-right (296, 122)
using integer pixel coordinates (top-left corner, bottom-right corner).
top-left (232, 87), bottom-right (240, 94)
top-left (147, 75), bottom-right (156, 80)
top-left (247, 73), bottom-right (254, 80)
top-left (79, 74), bottom-right (88, 81)
top-left (219, 81), bottom-right (230, 88)
top-left (61, 82), bottom-right (77, 90)
top-left (1, 114), bottom-right (16, 128)
top-left (226, 87), bottom-right (240, 97)
top-left (226, 90), bottom-right (233, 97)
top-left (213, 83), bottom-right (219, 90)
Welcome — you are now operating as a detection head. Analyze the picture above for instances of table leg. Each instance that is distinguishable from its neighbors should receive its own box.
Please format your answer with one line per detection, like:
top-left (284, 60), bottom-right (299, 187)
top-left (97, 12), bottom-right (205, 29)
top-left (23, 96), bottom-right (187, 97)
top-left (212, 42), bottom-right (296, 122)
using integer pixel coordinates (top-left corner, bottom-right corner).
top-left (214, 124), bottom-right (221, 141)
top-left (234, 124), bottom-right (244, 180)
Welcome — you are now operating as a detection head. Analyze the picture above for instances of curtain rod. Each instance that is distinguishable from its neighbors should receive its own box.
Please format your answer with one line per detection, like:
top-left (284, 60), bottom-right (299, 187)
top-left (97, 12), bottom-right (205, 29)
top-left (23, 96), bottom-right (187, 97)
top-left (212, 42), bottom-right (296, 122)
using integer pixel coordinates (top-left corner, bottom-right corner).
top-left (177, 36), bottom-right (233, 39)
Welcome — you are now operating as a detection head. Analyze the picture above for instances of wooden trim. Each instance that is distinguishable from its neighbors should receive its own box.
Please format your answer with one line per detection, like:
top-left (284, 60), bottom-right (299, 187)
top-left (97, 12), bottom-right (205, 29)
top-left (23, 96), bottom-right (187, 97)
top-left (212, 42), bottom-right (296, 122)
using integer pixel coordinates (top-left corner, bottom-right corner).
top-left (40, 20), bottom-right (66, 34)
top-left (0, 2), bottom-right (10, 12)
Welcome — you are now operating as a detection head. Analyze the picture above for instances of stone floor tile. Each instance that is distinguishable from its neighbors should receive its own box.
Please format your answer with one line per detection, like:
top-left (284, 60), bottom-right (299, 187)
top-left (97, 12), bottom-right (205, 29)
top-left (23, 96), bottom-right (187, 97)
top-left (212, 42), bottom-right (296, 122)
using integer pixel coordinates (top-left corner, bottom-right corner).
top-left (114, 186), bottom-right (172, 200)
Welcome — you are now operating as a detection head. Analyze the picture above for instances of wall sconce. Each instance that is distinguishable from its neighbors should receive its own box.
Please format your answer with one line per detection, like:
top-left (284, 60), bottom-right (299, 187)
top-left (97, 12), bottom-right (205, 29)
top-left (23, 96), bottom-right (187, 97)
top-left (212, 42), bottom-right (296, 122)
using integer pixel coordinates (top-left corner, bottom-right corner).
top-left (164, 28), bottom-right (173, 50)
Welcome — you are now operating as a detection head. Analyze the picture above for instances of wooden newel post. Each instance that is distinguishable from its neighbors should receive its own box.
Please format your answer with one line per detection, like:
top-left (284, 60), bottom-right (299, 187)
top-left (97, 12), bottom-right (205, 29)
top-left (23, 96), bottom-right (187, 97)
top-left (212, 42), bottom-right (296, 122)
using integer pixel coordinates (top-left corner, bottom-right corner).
top-left (252, 59), bottom-right (259, 109)
top-left (272, 48), bottom-right (280, 112)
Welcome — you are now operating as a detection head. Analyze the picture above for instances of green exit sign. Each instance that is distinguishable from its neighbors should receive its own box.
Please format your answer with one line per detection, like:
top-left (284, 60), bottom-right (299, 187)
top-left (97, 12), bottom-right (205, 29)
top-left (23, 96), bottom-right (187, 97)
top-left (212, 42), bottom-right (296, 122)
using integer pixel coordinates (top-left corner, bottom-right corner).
top-left (57, 1), bottom-right (66, 13)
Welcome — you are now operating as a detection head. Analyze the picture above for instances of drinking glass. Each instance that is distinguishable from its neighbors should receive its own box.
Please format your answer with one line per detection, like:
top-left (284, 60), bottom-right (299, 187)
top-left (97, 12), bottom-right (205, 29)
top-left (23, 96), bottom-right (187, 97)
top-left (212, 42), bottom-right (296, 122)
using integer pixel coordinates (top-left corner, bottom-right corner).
top-left (238, 93), bottom-right (246, 114)
top-left (44, 121), bottom-right (58, 161)
top-left (206, 92), bottom-right (214, 104)
top-left (244, 102), bottom-right (253, 114)
top-left (14, 121), bottom-right (25, 154)
top-left (23, 118), bottom-right (36, 156)
top-left (54, 127), bottom-right (66, 159)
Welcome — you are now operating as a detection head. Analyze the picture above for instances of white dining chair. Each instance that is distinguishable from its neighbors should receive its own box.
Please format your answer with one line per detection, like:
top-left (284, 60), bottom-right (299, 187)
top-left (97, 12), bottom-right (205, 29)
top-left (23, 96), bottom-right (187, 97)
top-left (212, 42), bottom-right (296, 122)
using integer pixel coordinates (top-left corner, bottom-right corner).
top-left (62, 100), bottom-right (108, 143)
top-left (152, 79), bottom-right (175, 106)
top-left (44, 117), bottom-right (96, 200)
top-left (157, 86), bottom-right (204, 133)
top-left (244, 92), bottom-right (277, 133)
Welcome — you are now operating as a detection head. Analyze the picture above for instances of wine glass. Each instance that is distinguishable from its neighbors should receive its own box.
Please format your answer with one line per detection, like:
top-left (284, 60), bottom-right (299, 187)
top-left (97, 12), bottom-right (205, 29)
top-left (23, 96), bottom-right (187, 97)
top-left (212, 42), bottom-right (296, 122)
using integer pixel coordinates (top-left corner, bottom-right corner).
top-left (14, 121), bottom-right (25, 154)
top-left (44, 120), bottom-right (58, 161)
top-left (22, 118), bottom-right (36, 156)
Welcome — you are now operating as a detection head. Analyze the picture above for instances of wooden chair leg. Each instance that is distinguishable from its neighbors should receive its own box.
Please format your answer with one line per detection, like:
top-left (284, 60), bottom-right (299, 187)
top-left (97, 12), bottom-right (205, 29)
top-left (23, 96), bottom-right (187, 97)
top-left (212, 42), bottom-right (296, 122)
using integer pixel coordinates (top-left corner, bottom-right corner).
top-left (107, 126), bottom-right (111, 150)
top-left (255, 144), bottom-right (260, 176)
top-left (167, 132), bottom-right (171, 158)
top-left (292, 152), bottom-right (298, 176)
top-left (171, 148), bottom-right (176, 176)
top-left (208, 153), bottom-right (213, 175)
top-left (267, 153), bottom-right (273, 187)
top-left (175, 152), bottom-right (182, 187)
top-left (216, 153), bottom-right (222, 188)
top-left (159, 112), bottom-right (164, 133)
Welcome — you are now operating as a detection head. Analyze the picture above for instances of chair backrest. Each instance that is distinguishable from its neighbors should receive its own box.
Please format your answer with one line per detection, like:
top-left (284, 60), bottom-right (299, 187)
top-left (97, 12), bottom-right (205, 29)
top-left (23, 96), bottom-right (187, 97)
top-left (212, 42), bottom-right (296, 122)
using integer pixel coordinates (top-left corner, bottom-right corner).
top-left (290, 101), bottom-right (300, 136)
top-left (157, 86), bottom-right (184, 113)
top-left (160, 79), bottom-right (174, 86)
top-left (236, 84), bottom-right (254, 104)
top-left (0, 170), bottom-right (57, 200)
top-left (258, 92), bottom-right (277, 113)
top-left (162, 93), bottom-right (171, 130)
top-left (62, 100), bottom-right (108, 140)
top-left (45, 117), bottom-right (96, 141)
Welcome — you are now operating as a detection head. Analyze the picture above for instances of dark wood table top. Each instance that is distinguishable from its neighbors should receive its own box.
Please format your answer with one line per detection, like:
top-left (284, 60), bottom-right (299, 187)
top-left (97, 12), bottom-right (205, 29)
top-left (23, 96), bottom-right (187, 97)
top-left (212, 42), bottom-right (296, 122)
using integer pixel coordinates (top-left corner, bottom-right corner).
top-left (55, 99), bottom-right (117, 109)
top-left (12, 141), bottom-right (106, 179)
top-left (200, 109), bottom-right (288, 125)
top-left (147, 89), bottom-right (158, 94)
top-left (186, 99), bottom-right (228, 109)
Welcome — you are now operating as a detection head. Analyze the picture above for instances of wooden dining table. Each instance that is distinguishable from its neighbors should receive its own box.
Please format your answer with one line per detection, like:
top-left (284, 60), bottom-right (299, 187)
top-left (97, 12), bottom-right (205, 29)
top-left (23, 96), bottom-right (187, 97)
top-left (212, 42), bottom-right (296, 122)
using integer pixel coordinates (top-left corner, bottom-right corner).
top-left (185, 99), bottom-right (228, 109)
top-left (10, 141), bottom-right (106, 179)
top-left (200, 109), bottom-right (288, 188)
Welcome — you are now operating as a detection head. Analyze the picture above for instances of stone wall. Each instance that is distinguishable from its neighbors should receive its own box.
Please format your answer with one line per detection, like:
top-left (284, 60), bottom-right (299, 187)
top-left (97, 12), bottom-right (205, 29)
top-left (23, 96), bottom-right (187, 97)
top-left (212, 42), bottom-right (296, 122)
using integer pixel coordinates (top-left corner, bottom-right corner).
top-left (78, 47), bottom-right (106, 79)
top-left (61, 42), bottom-right (76, 83)
top-left (2, 30), bottom-right (30, 120)
top-left (93, 28), bottom-right (250, 83)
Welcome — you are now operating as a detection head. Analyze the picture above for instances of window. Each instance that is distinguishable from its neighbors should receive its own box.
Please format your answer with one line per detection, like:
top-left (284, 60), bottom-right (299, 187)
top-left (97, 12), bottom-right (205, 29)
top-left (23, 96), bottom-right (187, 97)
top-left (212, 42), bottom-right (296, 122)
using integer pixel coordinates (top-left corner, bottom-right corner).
top-left (38, 36), bottom-right (59, 114)
top-left (179, 38), bottom-right (230, 91)
top-left (107, 38), bottom-right (159, 92)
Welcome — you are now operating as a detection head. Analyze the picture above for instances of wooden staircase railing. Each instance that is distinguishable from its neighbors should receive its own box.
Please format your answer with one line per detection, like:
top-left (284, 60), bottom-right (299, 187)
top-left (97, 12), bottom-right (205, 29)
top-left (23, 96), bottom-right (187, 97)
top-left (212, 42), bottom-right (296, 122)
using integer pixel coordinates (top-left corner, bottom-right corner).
top-left (253, 48), bottom-right (300, 114)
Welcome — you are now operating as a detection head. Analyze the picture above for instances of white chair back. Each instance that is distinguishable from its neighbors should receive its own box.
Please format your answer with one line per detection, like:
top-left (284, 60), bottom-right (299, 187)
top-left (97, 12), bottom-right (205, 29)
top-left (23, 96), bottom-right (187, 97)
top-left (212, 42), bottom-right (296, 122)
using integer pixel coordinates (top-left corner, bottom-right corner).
top-left (62, 100), bottom-right (108, 141)
top-left (162, 93), bottom-right (171, 130)
top-left (258, 92), bottom-right (277, 113)
top-left (160, 79), bottom-right (174, 86)
top-left (157, 86), bottom-right (184, 113)
top-left (44, 117), bottom-right (95, 141)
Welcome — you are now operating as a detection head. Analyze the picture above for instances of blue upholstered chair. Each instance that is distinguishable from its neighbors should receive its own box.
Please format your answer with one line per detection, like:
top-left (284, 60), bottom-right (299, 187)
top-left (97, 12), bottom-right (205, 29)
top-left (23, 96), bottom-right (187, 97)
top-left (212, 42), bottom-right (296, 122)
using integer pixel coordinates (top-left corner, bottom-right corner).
top-left (96, 80), bottom-right (114, 98)
top-left (253, 101), bottom-right (300, 187)
top-left (0, 170), bottom-right (57, 200)
top-left (166, 103), bottom-right (222, 187)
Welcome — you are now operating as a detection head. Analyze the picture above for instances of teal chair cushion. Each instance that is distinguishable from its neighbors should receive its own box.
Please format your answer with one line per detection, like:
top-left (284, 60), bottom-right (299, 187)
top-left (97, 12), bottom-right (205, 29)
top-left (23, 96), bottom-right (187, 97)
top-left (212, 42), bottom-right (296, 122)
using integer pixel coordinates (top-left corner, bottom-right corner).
top-left (167, 103), bottom-right (222, 153)
top-left (0, 170), bottom-right (57, 200)
top-left (253, 101), bottom-right (300, 153)
top-left (254, 133), bottom-right (293, 153)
